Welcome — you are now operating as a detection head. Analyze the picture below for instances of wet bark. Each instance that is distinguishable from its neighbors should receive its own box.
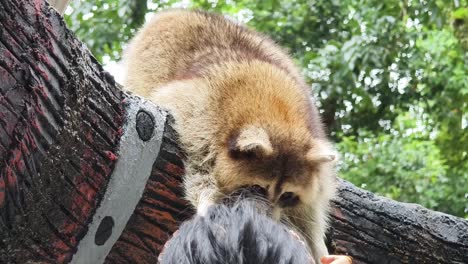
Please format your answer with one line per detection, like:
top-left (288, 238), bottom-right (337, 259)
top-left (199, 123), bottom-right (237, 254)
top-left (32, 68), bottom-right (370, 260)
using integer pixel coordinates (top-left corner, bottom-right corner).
top-left (327, 179), bottom-right (468, 264)
top-left (0, 0), bottom-right (124, 262)
top-left (0, 0), bottom-right (466, 263)
top-left (0, 0), bottom-right (192, 263)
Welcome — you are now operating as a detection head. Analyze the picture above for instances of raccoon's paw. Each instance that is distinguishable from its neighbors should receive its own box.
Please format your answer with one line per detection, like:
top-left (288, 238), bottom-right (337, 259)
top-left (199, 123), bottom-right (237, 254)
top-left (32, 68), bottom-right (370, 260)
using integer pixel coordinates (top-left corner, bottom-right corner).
top-left (195, 187), bottom-right (218, 216)
top-left (313, 240), bottom-right (330, 264)
top-left (197, 200), bottom-right (215, 216)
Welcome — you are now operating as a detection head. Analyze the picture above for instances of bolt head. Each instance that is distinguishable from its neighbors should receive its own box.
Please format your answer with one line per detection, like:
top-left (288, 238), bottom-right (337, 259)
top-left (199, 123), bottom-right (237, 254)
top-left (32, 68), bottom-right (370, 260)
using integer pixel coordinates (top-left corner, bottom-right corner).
top-left (136, 110), bottom-right (155, 141)
top-left (95, 216), bottom-right (114, 246)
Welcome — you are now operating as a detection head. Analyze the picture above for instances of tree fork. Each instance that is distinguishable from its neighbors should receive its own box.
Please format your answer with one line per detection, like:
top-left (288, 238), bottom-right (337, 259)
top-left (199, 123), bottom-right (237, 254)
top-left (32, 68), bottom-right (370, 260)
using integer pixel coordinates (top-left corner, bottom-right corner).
top-left (0, 0), bottom-right (466, 263)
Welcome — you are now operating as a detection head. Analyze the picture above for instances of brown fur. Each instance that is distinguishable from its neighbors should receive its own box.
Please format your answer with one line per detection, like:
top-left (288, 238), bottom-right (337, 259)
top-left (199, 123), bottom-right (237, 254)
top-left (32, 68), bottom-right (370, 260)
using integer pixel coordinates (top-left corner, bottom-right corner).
top-left (124, 10), bottom-right (337, 261)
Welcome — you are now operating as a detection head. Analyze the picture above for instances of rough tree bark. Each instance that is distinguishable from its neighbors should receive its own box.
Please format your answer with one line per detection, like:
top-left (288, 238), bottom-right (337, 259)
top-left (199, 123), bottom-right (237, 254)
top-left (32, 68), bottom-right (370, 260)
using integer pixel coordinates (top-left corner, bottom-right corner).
top-left (0, 0), bottom-right (466, 263)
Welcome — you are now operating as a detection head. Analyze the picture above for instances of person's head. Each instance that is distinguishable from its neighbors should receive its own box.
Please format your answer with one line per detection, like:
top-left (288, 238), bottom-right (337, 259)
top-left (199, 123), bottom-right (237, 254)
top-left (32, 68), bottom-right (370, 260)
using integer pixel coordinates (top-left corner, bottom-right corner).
top-left (159, 199), bottom-right (314, 264)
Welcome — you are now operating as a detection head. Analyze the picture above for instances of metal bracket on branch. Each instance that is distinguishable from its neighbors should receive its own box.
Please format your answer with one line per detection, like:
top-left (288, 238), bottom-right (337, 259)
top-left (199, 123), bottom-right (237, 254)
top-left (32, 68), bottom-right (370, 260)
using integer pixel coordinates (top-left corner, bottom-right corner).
top-left (0, 0), bottom-right (467, 263)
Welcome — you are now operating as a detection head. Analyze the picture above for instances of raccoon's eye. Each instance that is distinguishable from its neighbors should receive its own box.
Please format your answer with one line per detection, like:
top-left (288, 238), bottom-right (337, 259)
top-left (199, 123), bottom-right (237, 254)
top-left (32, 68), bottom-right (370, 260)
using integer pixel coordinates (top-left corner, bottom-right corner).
top-left (279, 192), bottom-right (299, 207)
top-left (247, 184), bottom-right (267, 197)
top-left (234, 185), bottom-right (267, 198)
top-left (250, 185), bottom-right (267, 197)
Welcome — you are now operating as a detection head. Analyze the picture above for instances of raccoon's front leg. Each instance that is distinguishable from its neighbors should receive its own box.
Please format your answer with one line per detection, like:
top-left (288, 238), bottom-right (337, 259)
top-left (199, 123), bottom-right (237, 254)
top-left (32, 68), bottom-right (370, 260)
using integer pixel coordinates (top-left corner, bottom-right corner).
top-left (183, 171), bottom-right (220, 216)
top-left (286, 205), bottom-right (330, 262)
top-left (309, 208), bottom-right (330, 261)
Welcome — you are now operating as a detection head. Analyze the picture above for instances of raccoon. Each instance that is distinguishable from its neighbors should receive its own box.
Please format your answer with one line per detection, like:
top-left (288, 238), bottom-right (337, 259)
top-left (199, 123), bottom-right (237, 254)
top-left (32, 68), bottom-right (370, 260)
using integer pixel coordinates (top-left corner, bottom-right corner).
top-left (124, 9), bottom-right (337, 260)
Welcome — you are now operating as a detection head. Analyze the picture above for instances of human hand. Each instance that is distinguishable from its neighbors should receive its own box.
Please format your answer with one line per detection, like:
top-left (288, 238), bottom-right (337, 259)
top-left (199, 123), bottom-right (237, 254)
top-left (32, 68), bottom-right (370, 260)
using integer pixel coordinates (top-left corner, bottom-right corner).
top-left (320, 255), bottom-right (353, 264)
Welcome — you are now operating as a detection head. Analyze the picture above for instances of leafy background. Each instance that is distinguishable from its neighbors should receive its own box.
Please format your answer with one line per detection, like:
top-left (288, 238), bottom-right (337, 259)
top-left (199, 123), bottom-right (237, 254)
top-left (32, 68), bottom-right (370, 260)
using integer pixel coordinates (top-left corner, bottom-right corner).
top-left (64, 0), bottom-right (467, 218)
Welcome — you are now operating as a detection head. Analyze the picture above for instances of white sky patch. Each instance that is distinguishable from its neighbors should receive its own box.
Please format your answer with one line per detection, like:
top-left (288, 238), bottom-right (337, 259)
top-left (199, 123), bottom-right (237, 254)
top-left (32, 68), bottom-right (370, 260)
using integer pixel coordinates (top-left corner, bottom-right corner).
top-left (462, 114), bottom-right (468, 130)
top-left (320, 91), bottom-right (328, 100)
top-left (352, 94), bottom-right (363, 104)
top-left (145, 12), bottom-right (155, 24)
top-left (364, 76), bottom-right (372, 86)
top-left (235, 9), bottom-right (254, 23)
top-left (378, 119), bottom-right (392, 130)
top-left (397, 76), bottom-right (411, 94)
top-left (82, 13), bottom-right (94, 20)
top-left (371, 95), bottom-right (381, 107)
top-left (343, 100), bottom-right (353, 112)
top-left (207, 0), bottom-right (219, 8)
top-left (360, 22), bottom-right (367, 33)
top-left (171, 0), bottom-right (192, 8)
top-left (64, 5), bottom-right (74, 15)
top-left (147, 2), bottom-right (159, 10)
top-left (104, 61), bottom-right (126, 85)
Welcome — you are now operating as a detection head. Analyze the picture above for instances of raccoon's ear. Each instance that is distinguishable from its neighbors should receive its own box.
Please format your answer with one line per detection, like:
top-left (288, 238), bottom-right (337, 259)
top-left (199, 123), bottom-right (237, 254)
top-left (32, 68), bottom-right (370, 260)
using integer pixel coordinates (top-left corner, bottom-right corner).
top-left (306, 140), bottom-right (337, 163)
top-left (229, 126), bottom-right (273, 159)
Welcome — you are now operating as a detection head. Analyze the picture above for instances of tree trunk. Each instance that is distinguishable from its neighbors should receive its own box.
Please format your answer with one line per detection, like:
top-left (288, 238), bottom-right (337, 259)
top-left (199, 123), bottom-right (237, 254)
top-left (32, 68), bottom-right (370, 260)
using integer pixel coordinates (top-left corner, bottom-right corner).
top-left (0, 0), bottom-right (466, 263)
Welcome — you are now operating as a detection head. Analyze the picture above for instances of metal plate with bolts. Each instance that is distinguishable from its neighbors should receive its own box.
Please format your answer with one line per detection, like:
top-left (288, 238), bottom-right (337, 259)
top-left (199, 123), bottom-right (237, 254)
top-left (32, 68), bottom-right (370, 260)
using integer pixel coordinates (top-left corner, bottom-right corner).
top-left (70, 96), bottom-right (167, 264)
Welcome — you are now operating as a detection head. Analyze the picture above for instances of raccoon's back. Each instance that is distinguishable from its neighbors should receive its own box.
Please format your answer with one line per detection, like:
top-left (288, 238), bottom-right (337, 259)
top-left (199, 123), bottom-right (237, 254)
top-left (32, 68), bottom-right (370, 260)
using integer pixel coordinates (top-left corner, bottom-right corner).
top-left (124, 10), bottom-right (303, 97)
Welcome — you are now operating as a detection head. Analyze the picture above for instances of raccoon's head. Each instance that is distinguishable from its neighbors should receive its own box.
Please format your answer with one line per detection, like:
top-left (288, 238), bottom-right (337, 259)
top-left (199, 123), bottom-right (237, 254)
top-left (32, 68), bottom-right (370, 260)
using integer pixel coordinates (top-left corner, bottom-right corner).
top-left (214, 124), bottom-right (337, 217)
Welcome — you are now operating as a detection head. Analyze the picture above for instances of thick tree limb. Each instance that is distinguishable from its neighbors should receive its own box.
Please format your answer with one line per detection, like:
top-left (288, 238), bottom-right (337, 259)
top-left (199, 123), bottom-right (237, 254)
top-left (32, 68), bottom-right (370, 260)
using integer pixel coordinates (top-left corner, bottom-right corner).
top-left (0, 1), bottom-right (191, 263)
top-left (328, 179), bottom-right (467, 263)
top-left (0, 0), bottom-right (466, 263)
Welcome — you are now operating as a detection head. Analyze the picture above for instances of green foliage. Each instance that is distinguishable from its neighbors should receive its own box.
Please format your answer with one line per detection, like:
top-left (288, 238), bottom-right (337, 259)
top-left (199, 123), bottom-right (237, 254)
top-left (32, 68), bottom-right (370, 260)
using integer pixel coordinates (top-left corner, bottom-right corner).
top-left (65, 0), bottom-right (467, 218)
top-left (336, 113), bottom-right (462, 214)
top-left (338, 134), bottom-right (448, 209)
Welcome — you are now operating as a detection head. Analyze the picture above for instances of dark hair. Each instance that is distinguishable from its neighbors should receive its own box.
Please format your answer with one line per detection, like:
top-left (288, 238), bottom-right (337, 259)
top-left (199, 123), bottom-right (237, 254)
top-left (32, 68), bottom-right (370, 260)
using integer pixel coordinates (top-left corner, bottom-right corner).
top-left (159, 199), bottom-right (313, 264)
